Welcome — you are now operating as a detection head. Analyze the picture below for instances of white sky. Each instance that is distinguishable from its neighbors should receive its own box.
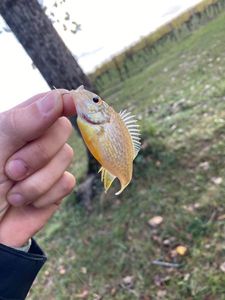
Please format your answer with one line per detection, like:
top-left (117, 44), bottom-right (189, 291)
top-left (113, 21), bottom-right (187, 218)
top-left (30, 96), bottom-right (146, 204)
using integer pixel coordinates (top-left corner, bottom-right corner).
top-left (0, 0), bottom-right (202, 112)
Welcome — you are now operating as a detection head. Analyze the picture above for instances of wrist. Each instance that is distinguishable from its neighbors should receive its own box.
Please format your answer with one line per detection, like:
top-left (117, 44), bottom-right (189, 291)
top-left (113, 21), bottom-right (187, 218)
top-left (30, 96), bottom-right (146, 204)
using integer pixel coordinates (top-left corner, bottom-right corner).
top-left (0, 229), bottom-right (32, 248)
top-left (13, 238), bottom-right (32, 252)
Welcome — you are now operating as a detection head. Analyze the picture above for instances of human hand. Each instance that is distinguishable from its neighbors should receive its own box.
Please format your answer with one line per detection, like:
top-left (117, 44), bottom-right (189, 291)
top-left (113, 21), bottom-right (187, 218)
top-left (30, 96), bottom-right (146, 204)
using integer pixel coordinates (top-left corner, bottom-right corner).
top-left (0, 90), bottom-right (76, 248)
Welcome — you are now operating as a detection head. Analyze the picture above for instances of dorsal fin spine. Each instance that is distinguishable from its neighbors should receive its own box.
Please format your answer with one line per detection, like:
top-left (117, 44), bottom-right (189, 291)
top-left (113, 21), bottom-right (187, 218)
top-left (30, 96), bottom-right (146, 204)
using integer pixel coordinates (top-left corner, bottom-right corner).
top-left (119, 110), bottom-right (141, 156)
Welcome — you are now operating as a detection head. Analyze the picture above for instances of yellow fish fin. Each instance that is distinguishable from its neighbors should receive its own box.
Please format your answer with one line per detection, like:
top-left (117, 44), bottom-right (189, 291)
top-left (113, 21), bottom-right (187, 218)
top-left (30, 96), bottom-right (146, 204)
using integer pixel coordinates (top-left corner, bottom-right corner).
top-left (119, 110), bottom-right (141, 158)
top-left (115, 181), bottom-right (130, 196)
top-left (99, 167), bottom-right (116, 193)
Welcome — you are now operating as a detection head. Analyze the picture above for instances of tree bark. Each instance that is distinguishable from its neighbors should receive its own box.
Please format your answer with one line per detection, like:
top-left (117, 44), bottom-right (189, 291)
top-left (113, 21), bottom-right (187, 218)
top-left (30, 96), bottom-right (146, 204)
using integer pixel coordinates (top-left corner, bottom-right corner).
top-left (0, 0), bottom-right (99, 203)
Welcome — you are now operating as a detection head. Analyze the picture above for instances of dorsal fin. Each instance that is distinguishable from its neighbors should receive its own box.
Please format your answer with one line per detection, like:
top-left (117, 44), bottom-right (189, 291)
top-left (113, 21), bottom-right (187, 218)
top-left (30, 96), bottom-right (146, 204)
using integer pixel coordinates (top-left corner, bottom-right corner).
top-left (119, 110), bottom-right (141, 157)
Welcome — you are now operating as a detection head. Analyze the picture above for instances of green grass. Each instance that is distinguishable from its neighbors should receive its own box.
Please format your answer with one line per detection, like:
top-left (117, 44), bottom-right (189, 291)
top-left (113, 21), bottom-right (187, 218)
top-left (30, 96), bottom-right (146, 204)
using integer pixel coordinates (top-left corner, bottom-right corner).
top-left (29, 11), bottom-right (225, 300)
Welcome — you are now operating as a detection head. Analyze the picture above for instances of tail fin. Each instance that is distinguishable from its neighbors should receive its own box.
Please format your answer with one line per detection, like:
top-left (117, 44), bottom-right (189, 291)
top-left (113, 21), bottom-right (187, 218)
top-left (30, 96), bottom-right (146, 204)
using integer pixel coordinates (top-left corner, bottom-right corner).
top-left (115, 179), bottom-right (131, 195)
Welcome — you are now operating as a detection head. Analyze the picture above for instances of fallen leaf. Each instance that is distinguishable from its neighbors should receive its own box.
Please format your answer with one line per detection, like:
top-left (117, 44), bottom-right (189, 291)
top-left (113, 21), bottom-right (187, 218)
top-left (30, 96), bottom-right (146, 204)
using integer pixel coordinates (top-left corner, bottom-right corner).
top-left (183, 203), bottom-right (200, 212)
top-left (163, 237), bottom-right (176, 246)
top-left (157, 290), bottom-right (167, 298)
top-left (93, 293), bottom-right (101, 300)
top-left (163, 239), bottom-right (170, 246)
top-left (220, 262), bottom-right (225, 272)
top-left (156, 160), bottom-right (161, 167)
top-left (110, 287), bottom-right (117, 296)
top-left (81, 267), bottom-right (87, 274)
top-left (217, 214), bottom-right (225, 221)
top-left (148, 216), bottom-right (163, 227)
top-left (175, 245), bottom-right (188, 256)
top-left (183, 273), bottom-right (190, 281)
top-left (75, 290), bottom-right (89, 299)
top-left (59, 266), bottom-right (66, 275)
top-left (122, 275), bottom-right (134, 286)
top-left (211, 177), bottom-right (223, 185)
top-left (199, 161), bottom-right (210, 170)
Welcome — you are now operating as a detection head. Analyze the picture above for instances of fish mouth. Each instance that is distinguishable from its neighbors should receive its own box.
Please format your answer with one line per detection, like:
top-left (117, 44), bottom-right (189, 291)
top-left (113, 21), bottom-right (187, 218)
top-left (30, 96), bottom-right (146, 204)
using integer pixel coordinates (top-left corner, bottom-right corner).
top-left (82, 113), bottom-right (104, 125)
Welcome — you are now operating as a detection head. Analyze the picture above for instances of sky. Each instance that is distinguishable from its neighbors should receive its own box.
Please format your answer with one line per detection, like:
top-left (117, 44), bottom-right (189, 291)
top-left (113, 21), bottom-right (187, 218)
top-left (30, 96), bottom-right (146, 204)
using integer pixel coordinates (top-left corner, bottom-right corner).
top-left (0, 0), bottom-right (202, 112)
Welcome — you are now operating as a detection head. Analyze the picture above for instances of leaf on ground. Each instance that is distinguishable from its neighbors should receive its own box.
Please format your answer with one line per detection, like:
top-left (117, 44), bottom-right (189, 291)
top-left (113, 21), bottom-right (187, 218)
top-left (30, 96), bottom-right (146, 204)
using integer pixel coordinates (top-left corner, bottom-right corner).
top-left (75, 290), bottom-right (89, 299)
top-left (183, 203), bottom-right (200, 212)
top-left (157, 290), bottom-right (167, 298)
top-left (122, 275), bottom-right (134, 288)
top-left (199, 161), bottom-right (210, 170)
top-left (220, 262), bottom-right (225, 272)
top-left (217, 214), bottom-right (225, 221)
top-left (59, 265), bottom-right (66, 275)
top-left (81, 267), bottom-right (87, 274)
top-left (175, 245), bottom-right (188, 256)
top-left (211, 177), bottom-right (223, 185)
top-left (148, 216), bottom-right (163, 227)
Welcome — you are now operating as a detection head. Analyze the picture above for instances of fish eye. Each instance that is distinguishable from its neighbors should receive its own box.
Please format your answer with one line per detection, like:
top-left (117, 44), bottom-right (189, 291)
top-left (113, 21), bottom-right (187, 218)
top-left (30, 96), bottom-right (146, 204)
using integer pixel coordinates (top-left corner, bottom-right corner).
top-left (93, 97), bottom-right (100, 103)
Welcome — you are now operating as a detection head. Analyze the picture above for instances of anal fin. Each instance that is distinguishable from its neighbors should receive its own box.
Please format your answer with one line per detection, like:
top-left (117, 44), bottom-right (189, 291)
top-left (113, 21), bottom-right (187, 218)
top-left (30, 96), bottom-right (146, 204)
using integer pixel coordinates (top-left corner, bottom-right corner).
top-left (98, 167), bottom-right (116, 193)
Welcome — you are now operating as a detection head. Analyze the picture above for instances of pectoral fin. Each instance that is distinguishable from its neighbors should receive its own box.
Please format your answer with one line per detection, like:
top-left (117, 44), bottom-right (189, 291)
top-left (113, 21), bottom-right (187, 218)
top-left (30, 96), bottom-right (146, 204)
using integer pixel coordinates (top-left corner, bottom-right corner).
top-left (99, 167), bottom-right (116, 193)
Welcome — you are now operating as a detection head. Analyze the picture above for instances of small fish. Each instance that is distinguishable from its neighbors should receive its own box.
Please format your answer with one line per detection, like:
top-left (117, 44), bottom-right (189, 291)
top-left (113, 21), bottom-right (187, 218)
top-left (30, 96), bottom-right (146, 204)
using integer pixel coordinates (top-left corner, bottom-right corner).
top-left (71, 85), bottom-right (141, 195)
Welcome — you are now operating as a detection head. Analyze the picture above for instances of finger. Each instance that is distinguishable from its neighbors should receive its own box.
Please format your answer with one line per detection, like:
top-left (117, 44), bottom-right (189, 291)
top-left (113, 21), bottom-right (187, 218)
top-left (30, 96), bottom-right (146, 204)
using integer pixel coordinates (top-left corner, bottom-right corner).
top-left (0, 90), bottom-right (76, 161)
top-left (13, 89), bottom-right (76, 116)
top-left (7, 144), bottom-right (74, 207)
top-left (5, 117), bottom-right (72, 181)
top-left (33, 171), bottom-right (75, 208)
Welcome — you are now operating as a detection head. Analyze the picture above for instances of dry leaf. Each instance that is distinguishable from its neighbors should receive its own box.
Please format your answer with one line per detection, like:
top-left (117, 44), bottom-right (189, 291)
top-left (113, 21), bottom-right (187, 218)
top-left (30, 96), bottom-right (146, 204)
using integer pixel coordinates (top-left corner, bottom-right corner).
top-left (75, 290), bottom-right (89, 299)
top-left (220, 262), bottom-right (225, 272)
top-left (183, 203), bottom-right (200, 212)
top-left (183, 273), bottom-right (190, 281)
top-left (111, 287), bottom-right (117, 296)
top-left (59, 266), bottom-right (66, 275)
top-left (163, 237), bottom-right (176, 246)
top-left (157, 290), bottom-right (167, 298)
top-left (122, 275), bottom-right (134, 286)
top-left (148, 216), bottom-right (163, 227)
top-left (93, 294), bottom-right (101, 300)
top-left (211, 177), bottom-right (223, 185)
top-left (81, 267), bottom-right (87, 274)
top-left (217, 214), bottom-right (225, 221)
top-left (175, 245), bottom-right (188, 256)
top-left (199, 161), bottom-right (210, 170)
top-left (156, 160), bottom-right (161, 167)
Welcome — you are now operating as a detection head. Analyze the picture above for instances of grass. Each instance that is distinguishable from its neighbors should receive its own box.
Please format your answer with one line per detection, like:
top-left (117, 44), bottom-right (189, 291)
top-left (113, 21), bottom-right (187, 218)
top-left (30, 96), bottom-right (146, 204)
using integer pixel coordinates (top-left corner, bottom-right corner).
top-left (29, 11), bottom-right (225, 300)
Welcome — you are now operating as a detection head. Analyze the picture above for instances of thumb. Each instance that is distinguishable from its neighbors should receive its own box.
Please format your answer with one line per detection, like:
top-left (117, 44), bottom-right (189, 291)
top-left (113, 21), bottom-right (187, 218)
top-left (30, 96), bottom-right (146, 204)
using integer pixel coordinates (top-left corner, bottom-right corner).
top-left (0, 90), bottom-right (64, 160)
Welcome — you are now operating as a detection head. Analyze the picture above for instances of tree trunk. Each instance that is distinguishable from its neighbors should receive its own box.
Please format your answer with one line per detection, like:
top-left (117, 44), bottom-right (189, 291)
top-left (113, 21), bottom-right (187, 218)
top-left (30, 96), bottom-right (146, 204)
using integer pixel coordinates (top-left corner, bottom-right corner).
top-left (0, 0), bottom-right (99, 204)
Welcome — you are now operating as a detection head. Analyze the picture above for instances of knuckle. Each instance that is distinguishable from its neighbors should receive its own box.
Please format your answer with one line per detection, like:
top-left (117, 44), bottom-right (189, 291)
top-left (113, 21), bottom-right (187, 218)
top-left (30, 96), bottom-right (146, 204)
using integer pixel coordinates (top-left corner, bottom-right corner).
top-left (33, 140), bottom-right (50, 163)
top-left (22, 180), bottom-right (43, 200)
top-left (7, 109), bottom-right (21, 138)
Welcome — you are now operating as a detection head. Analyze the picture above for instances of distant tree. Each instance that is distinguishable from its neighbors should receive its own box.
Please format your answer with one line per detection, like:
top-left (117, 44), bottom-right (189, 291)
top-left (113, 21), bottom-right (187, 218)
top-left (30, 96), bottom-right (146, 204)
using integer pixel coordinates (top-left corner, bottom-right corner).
top-left (0, 0), bottom-right (99, 204)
